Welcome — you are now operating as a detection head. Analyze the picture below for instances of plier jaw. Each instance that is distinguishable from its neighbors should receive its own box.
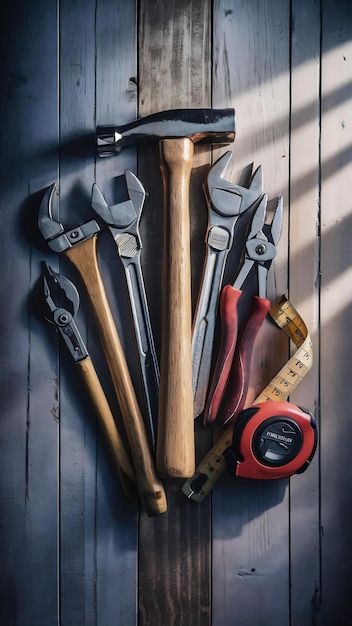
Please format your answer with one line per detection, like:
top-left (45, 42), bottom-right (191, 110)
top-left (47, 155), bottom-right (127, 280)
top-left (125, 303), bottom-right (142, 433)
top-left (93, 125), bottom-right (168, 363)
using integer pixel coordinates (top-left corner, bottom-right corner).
top-left (233, 194), bottom-right (283, 297)
top-left (42, 263), bottom-right (88, 362)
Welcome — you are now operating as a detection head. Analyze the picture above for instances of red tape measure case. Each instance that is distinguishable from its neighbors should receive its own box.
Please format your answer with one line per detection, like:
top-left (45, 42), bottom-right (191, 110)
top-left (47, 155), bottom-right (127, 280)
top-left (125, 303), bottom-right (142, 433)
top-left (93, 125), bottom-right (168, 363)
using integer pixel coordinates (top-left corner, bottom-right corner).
top-left (223, 401), bottom-right (318, 480)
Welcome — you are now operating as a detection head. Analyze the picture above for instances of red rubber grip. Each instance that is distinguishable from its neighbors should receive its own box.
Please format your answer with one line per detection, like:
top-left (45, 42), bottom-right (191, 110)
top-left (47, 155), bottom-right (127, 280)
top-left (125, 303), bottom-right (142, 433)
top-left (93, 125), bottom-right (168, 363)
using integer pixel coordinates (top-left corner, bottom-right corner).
top-left (219, 295), bottom-right (271, 426)
top-left (203, 285), bottom-right (242, 425)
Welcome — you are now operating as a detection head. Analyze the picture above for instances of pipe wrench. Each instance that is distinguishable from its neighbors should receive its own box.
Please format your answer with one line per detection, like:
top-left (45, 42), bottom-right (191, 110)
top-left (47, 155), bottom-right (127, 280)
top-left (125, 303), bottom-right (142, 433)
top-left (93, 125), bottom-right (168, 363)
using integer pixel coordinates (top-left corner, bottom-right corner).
top-left (91, 172), bottom-right (159, 450)
top-left (203, 193), bottom-right (283, 426)
top-left (41, 262), bottom-right (135, 495)
top-left (192, 151), bottom-right (264, 418)
top-left (38, 185), bottom-right (167, 516)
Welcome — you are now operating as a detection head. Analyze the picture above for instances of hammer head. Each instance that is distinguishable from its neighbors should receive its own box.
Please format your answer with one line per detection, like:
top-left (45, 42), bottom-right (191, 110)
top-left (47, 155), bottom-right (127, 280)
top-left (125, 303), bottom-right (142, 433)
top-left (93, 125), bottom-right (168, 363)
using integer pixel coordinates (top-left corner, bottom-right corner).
top-left (96, 108), bottom-right (236, 157)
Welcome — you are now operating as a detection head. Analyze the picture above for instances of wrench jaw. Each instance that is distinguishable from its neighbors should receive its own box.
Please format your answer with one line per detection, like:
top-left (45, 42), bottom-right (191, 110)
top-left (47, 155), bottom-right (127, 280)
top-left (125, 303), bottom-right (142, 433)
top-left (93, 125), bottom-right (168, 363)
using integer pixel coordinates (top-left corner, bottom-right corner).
top-left (91, 170), bottom-right (145, 232)
top-left (39, 183), bottom-right (100, 253)
top-left (91, 173), bottom-right (145, 261)
top-left (206, 152), bottom-right (264, 219)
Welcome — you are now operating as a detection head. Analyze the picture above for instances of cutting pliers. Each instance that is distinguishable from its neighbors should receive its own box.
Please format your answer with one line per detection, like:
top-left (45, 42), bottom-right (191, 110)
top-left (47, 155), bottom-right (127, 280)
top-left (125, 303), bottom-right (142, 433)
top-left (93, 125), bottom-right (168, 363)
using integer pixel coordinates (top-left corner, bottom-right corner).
top-left (42, 262), bottom-right (136, 494)
top-left (203, 193), bottom-right (283, 427)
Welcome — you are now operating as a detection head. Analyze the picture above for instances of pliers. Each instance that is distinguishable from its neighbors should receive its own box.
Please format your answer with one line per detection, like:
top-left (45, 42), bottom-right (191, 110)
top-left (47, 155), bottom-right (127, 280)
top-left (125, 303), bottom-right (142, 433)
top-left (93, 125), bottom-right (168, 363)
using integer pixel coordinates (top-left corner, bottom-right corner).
top-left (203, 193), bottom-right (283, 427)
top-left (192, 150), bottom-right (264, 418)
top-left (42, 262), bottom-right (136, 494)
top-left (91, 172), bottom-right (159, 450)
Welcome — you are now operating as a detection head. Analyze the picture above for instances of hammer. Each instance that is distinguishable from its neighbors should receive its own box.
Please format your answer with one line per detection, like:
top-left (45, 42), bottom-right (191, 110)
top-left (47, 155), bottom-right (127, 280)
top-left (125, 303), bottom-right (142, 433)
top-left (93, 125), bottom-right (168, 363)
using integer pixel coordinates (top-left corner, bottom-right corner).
top-left (96, 108), bottom-right (236, 478)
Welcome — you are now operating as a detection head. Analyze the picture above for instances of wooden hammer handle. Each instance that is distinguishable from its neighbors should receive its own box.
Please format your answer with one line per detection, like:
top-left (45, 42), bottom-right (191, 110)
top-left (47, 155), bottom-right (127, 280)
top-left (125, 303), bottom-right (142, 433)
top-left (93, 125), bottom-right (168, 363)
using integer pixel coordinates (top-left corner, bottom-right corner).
top-left (76, 356), bottom-right (135, 496)
top-left (65, 236), bottom-right (167, 516)
top-left (156, 137), bottom-right (195, 478)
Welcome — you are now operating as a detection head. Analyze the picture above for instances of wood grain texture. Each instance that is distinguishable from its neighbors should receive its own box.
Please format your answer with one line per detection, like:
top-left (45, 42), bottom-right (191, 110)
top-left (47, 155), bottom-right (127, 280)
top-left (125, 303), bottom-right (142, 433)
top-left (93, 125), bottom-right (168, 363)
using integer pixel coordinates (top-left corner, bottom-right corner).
top-left (94, 1), bottom-right (140, 622)
top-left (137, 0), bottom-right (212, 623)
top-left (319, 1), bottom-right (352, 624)
top-left (211, 2), bottom-right (291, 624)
top-left (65, 235), bottom-right (167, 517)
top-left (0, 2), bottom-right (59, 625)
top-left (156, 137), bottom-right (195, 478)
top-left (289, 1), bottom-right (321, 623)
top-left (58, 1), bottom-right (140, 623)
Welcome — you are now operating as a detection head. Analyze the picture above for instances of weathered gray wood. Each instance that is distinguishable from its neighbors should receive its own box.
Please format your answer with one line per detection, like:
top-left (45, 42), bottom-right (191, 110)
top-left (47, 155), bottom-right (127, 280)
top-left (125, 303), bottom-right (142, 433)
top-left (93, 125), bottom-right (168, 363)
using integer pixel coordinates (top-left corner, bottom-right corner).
top-left (289, 1), bottom-right (321, 624)
top-left (211, 2), bottom-right (291, 624)
top-left (58, 1), bottom-right (139, 624)
top-left (0, 1), bottom-right (59, 625)
top-left (319, 1), bottom-right (352, 624)
top-left (95, 1), bottom-right (139, 623)
top-left (58, 2), bottom-right (98, 622)
top-left (137, 1), bottom-right (212, 623)
top-left (2, 2), bottom-right (352, 624)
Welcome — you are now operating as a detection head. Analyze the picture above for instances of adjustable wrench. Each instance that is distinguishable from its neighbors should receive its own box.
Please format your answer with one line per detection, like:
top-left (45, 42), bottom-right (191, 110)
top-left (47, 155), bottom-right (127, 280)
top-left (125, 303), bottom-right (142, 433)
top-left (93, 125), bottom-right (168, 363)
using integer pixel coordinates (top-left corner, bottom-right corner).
top-left (38, 184), bottom-right (167, 516)
top-left (91, 171), bottom-right (159, 450)
top-left (192, 151), bottom-right (264, 418)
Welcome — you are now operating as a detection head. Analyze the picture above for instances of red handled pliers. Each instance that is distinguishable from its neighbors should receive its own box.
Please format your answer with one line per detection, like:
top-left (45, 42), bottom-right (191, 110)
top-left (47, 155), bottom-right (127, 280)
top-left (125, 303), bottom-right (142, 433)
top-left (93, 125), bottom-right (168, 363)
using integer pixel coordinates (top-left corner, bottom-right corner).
top-left (203, 193), bottom-right (283, 427)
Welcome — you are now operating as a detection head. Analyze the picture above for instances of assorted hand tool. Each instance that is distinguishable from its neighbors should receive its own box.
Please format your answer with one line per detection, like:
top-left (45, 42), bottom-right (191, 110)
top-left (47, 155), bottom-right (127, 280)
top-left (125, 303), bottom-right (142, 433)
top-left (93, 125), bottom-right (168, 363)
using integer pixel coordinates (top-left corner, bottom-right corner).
top-left (96, 108), bottom-right (236, 478)
top-left (91, 171), bottom-right (159, 450)
top-left (203, 192), bottom-right (283, 427)
top-left (42, 262), bottom-right (135, 496)
top-left (192, 150), bottom-right (264, 419)
top-left (182, 296), bottom-right (316, 502)
top-left (38, 183), bottom-right (167, 517)
top-left (33, 106), bottom-right (316, 512)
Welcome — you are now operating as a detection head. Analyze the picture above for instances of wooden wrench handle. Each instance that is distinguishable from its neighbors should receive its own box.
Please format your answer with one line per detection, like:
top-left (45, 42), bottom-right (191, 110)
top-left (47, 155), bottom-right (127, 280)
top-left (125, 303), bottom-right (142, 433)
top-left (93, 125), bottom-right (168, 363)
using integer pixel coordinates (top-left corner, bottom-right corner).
top-left (156, 137), bottom-right (195, 478)
top-left (76, 356), bottom-right (135, 495)
top-left (65, 236), bottom-right (167, 516)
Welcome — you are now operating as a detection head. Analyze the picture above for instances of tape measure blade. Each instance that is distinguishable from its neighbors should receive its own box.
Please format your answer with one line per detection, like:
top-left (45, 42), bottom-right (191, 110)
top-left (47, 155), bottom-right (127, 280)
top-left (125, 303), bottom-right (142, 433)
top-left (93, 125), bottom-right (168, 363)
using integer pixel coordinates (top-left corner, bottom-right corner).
top-left (182, 428), bottom-right (233, 501)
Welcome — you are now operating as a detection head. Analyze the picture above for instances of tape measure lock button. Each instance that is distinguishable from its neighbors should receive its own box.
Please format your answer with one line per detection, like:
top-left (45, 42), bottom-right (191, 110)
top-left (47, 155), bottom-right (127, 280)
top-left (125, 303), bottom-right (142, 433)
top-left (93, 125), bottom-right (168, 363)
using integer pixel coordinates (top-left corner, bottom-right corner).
top-left (226, 401), bottom-right (318, 481)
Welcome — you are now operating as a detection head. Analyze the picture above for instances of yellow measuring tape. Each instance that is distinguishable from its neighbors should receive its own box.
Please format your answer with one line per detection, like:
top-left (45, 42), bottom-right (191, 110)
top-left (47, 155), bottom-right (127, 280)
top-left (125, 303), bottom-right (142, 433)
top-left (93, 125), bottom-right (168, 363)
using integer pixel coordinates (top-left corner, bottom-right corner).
top-left (182, 295), bottom-right (313, 502)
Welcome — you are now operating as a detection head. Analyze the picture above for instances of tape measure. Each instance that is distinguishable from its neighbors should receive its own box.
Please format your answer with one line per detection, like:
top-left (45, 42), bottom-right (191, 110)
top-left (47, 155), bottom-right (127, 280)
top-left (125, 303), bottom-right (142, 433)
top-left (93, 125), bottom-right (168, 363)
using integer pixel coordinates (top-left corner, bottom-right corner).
top-left (182, 295), bottom-right (314, 502)
top-left (223, 401), bottom-right (317, 480)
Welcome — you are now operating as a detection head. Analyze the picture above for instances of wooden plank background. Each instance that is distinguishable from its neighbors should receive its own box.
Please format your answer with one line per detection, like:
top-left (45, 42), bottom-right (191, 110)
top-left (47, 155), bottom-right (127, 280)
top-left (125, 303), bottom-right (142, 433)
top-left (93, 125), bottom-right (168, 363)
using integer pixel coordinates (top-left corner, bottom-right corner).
top-left (1, 1), bottom-right (352, 624)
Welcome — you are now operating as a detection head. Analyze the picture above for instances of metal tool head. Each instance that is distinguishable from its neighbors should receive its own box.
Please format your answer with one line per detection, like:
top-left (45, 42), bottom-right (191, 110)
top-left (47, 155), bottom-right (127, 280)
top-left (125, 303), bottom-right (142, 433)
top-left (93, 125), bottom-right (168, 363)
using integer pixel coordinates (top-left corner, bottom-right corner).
top-left (96, 108), bottom-right (236, 156)
top-left (42, 262), bottom-right (88, 361)
top-left (43, 262), bottom-right (79, 322)
top-left (38, 183), bottom-right (64, 240)
top-left (38, 183), bottom-right (100, 253)
top-left (206, 151), bottom-right (264, 218)
top-left (263, 195), bottom-right (284, 247)
top-left (91, 170), bottom-right (146, 229)
top-left (233, 194), bottom-right (284, 297)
